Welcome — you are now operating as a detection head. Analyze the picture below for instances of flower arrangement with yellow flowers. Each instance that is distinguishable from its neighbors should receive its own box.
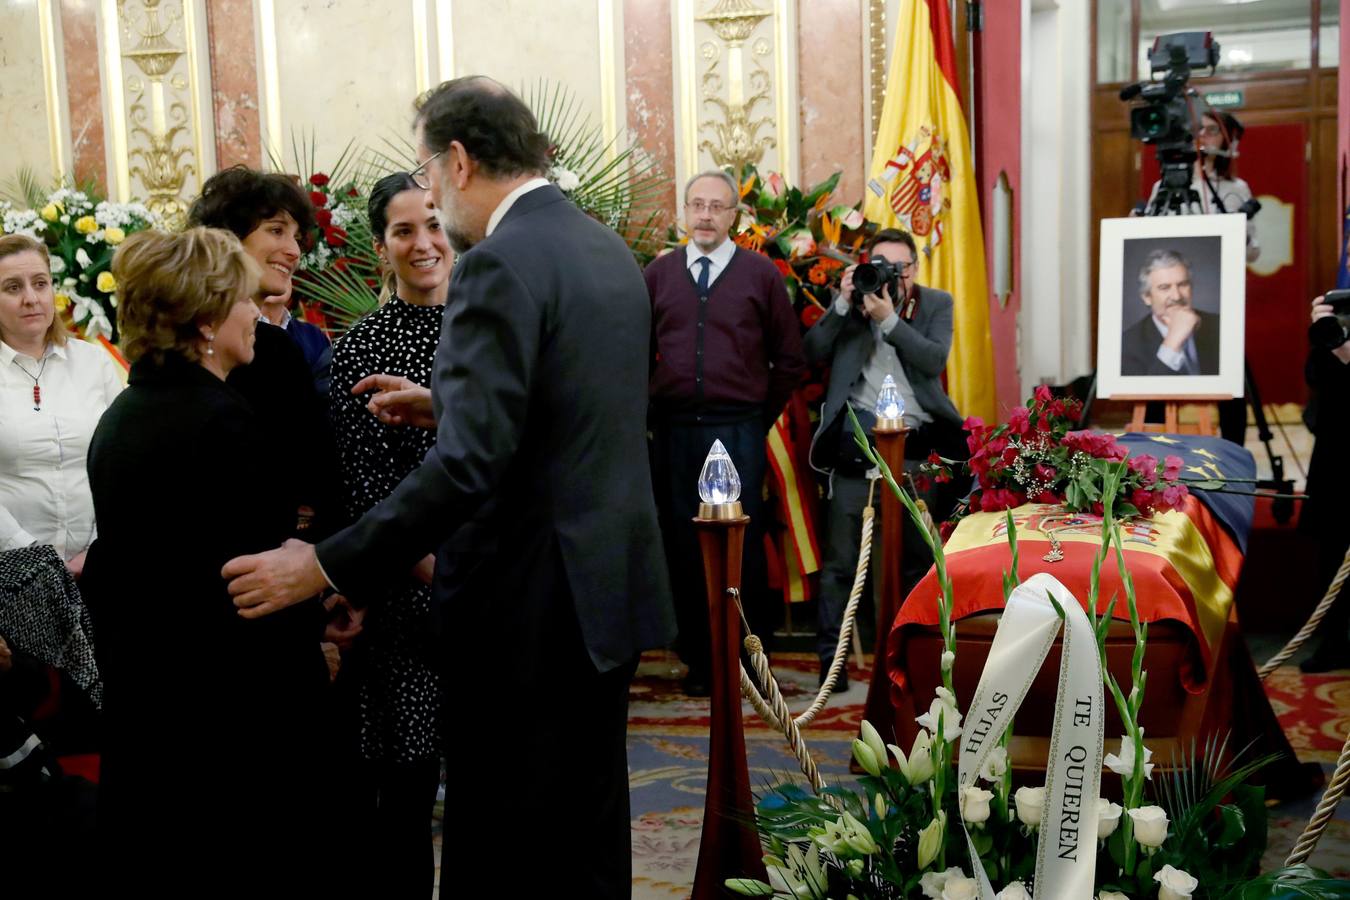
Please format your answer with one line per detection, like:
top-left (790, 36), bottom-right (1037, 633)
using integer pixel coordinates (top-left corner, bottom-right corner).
top-left (1, 188), bottom-right (157, 341)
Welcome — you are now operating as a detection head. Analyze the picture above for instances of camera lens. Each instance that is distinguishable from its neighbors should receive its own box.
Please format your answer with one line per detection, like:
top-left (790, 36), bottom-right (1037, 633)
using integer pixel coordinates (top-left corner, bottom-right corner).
top-left (854, 262), bottom-right (883, 295)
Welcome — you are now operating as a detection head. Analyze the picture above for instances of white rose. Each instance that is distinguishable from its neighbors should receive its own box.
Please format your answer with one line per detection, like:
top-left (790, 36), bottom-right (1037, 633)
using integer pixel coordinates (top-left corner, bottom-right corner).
top-left (996, 882), bottom-right (1032, 900)
top-left (1014, 785), bottom-right (1045, 828)
top-left (916, 686), bottom-right (963, 741)
top-left (553, 167), bottom-right (581, 192)
top-left (1153, 864), bottom-right (1199, 900)
top-left (942, 875), bottom-right (979, 900)
top-left (960, 786), bottom-right (994, 826)
top-left (1098, 893), bottom-right (1131, 900)
top-left (979, 746), bottom-right (1008, 783)
top-left (1096, 798), bottom-right (1122, 839)
top-left (1127, 805), bottom-right (1169, 849)
top-left (1103, 730), bottom-right (1155, 780)
top-left (919, 866), bottom-right (966, 900)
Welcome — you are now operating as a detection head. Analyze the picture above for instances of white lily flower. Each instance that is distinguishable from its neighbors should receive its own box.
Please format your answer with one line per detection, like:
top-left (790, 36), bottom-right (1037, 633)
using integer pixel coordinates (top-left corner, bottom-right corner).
top-left (888, 729), bottom-right (934, 786)
top-left (859, 720), bottom-right (888, 771)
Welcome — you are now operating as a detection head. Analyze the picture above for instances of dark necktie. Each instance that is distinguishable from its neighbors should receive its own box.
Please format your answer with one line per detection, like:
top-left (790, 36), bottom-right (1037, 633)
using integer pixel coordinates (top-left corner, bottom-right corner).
top-left (695, 257), bottom-right (711, 295)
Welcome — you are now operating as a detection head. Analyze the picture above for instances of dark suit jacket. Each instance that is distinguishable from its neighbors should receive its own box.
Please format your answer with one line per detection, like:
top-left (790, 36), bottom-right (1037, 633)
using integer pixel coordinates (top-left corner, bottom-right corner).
top-left (317, 184), bottom-right (676, 673)
top-left (803, 285), bottom-right (962, 472)
top-left (1121, 309), bottom-right (1221, 376)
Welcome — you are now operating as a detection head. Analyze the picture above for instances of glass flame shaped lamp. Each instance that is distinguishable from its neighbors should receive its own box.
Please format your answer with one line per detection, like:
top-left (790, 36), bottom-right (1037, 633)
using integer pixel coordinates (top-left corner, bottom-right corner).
top-left (697, 438), bottom-right (743, 519)
top-left (874, 373), bottom-right (906, 431)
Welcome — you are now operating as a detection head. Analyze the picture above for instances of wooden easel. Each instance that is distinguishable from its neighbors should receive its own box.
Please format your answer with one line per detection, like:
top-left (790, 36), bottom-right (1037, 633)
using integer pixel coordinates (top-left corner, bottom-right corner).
top-left (1115, 394), bottom-right (1228, 436)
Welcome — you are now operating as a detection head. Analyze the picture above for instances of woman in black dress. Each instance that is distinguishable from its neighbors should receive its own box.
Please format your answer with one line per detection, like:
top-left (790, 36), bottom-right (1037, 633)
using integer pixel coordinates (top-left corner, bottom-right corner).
top-left (85, 228), bottom-right (330, 893)
top-left (329, 173), bottom-right (451, 895)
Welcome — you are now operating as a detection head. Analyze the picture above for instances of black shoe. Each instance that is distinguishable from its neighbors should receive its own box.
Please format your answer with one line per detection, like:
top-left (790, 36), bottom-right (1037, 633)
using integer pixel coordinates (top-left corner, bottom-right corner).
top-left (1300, 646), bottom-right (1350, 673)
top-left (682, 674), bottom-right (711, 697)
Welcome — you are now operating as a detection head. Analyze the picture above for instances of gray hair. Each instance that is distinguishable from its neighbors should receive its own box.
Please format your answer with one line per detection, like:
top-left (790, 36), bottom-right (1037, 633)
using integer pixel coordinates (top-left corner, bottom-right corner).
top-left (1137, 249), bottom-right (1191, 298)
top-left (683, 170), bottom-right (738, 204)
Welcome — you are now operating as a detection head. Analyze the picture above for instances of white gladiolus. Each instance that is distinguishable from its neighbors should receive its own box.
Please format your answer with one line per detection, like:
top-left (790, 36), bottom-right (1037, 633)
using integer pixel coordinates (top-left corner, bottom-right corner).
top-left (1128, 805), bottom-right (1169, 849)
top-left (978, 746), bottom-right (1008, 783)
top-left (1154, 864), bottom-right (1199, 900)
top-left (1103, 730), bottom-right (1155, 780)
top-left (960, 786), bottom-right (994, 826)
top-left (916, 686), bottom-right (963, 740)
top-left (1013, 785), bottom-right (1045, 828)
top-left (888, 729), bottom-right (934, 786)
top-left (1096, 798), bottom-right (1122, 838)
top-left (941, 650), bottom-right (955, 672)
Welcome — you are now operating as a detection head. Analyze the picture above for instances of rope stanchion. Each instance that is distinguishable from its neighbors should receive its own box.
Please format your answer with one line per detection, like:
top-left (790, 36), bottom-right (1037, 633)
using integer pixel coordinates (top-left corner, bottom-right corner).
top-left (1258, 543), bottom-right (1350, 680)
top-left (1285, 724), bottom-right (1350, 867)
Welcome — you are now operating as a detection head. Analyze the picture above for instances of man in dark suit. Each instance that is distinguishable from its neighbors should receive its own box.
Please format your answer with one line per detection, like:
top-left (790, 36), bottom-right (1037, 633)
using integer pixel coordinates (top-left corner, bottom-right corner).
top-left (222, 76), bottom-right (676, 897)
top-left (1121, 248), bottom-right (1221, 376)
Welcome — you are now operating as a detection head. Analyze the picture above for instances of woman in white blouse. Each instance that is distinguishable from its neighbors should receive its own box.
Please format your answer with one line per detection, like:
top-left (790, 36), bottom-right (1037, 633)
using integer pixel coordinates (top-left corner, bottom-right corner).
top-left (0, 234), bottom-right (123, 577)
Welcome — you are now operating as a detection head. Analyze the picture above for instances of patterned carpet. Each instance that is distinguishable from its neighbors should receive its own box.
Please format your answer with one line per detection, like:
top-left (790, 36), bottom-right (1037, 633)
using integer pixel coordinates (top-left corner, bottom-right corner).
top-left (430, 651), bottom-right (1349, 896)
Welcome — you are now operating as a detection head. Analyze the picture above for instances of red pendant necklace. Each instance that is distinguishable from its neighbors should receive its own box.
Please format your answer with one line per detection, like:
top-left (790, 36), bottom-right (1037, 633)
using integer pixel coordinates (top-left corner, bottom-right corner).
top-left (12, 355), bottom-right (51, 411)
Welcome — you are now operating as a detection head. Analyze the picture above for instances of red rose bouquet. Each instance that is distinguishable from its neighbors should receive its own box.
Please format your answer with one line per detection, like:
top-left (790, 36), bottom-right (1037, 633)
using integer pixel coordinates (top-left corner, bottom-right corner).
top-left (921, 385), bottom-right (1189, 519)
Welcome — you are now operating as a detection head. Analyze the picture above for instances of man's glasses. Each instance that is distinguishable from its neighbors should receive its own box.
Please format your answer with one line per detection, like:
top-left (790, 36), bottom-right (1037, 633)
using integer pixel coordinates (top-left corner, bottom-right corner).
top-left (1198, 124), bottom-right (1222, 137)
top-left (410, 150), bottom-right (444, 190)
top-left (894, 259), bottom-right (918, 273)
top-left (686, 200), bottom-right (734, 215)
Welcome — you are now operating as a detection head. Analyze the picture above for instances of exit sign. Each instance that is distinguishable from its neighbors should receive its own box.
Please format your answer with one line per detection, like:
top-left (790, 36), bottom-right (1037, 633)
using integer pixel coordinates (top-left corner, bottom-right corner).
top-left (1204, 90), bottom-right (1244, 109)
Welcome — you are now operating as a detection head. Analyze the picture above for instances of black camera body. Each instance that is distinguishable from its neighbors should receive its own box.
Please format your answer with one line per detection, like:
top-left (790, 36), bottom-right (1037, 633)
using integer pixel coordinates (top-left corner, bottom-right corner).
top-left (851, 258), bottom-right (903, 305)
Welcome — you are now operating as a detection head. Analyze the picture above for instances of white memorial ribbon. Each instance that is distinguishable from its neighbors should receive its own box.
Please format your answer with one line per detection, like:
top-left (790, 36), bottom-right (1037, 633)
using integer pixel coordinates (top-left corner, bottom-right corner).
top-left (955, 572), bottom-right (1105, 899)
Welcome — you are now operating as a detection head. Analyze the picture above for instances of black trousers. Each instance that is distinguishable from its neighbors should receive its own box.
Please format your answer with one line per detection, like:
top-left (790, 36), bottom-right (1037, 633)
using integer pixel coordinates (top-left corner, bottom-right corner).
top-left (338, 758), bottom-right (441, 899)
top-left (650, 414), bottom-right (772, 683)
top-left (445, 544), bottom-right (638, 899)
top-left (815, 416), bottom-right (968, 667)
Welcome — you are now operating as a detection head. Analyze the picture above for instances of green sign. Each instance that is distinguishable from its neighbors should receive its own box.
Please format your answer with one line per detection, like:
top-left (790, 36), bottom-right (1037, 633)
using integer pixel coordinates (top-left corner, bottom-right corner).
top-left (1204, 90), bottom-right (1244, 109)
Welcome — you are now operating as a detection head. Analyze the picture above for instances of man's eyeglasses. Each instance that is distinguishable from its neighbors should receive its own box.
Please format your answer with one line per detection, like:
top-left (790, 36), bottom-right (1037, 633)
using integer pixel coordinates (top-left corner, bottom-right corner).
top-left (894, 259), bottom-right (918, 273)
top-left (686, 200), bottom-right (734, 215)
top-left (1198, 124), bottom-right (1222, 137)
top-left (410, 150), bottom-right (444, 190)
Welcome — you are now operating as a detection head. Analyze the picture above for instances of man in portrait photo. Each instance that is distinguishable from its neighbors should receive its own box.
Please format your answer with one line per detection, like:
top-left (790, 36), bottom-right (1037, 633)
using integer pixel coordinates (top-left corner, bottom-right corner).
top-left (1121, 247), bottom-right (1221, 376)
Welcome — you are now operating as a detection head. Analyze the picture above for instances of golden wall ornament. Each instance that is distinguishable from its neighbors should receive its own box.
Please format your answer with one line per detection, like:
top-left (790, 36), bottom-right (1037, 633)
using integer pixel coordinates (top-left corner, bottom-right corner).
top-left (116, 0), bottom-right (196, 228)
top-left (694, 0), bottom-right (776, 179)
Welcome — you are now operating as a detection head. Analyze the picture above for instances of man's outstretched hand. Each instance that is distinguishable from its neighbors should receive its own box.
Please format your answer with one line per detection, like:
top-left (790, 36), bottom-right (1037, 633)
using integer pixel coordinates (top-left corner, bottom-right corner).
top-left (353, 373), bottom-right (435, 429)
top-left (223, 538), bottom-right (330, 619)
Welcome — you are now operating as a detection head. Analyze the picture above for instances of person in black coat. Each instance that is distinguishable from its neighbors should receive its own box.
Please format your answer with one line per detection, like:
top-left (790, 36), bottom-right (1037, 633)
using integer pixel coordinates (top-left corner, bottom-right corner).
top-left (1120, 248), bottom-right (1221, 377)
top-left (223, 77), bottom-right (677, 898)
top-left (84, 229), bottom-right (331, 893)
top-left (188, 166), bottom-right (340, 540)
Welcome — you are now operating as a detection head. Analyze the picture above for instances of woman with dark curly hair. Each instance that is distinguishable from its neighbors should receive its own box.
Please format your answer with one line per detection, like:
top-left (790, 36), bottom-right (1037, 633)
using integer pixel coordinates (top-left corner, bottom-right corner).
top-left (188, 166), bottom-right (339, 539)
top-left (85, 227), bottom-right (330, 891)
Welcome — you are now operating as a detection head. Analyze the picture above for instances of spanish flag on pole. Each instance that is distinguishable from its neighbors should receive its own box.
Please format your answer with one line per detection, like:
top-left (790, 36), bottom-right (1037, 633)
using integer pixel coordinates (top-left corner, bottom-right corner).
top-left (864, 0), bottom-right (996, 422)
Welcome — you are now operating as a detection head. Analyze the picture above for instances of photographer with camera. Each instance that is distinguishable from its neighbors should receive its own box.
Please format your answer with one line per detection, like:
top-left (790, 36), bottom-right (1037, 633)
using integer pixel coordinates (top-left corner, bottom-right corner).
top-left (1297, 291), bottom-right (1350, 671)
top-left (803, 228), bottom-right (967, 690)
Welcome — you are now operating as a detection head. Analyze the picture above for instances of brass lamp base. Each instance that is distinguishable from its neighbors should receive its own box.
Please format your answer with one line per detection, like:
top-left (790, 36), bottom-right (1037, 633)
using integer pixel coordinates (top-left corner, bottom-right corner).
top-left (873, 417), bottom-right (906, 432)
top-left (697, 501), bottom-right (744, 520)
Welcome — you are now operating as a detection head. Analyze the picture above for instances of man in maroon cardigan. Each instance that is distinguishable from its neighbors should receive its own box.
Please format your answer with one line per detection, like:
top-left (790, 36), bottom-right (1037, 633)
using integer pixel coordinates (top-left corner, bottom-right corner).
top-left (646, 170), bottom-right (806, 696)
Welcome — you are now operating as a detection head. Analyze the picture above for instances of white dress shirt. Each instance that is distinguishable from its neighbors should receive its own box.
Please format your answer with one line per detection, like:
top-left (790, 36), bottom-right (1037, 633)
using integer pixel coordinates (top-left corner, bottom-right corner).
top-left (0, 337), bottom-right (124, 559)
top-left (1151, 316), bottom-right (1200, 373)
top-left (685, 238), bottom-right (736, 289)
top-left (486, 177), bottom-right (553, 237)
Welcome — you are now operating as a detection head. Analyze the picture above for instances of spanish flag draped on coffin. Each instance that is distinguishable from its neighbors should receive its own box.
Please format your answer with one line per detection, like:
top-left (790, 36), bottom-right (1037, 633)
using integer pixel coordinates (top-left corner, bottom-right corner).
top-left (888, 432), bottom-right (1256, 695)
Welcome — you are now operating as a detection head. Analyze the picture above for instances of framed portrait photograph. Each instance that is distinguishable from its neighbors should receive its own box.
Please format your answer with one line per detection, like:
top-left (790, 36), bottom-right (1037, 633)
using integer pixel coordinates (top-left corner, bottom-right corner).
top-left (1095, 213), bottom-right (1246, 399)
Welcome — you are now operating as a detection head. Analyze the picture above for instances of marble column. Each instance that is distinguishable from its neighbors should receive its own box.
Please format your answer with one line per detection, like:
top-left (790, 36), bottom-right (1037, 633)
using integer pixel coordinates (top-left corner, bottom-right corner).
top-left (796, 0), bottom-right (865, 205)
top-left (624, 0), bottom-right (677, 219)
top-left (60, 0), bottom-right (107, 188)
top-left (206, 0), bottom-right (261, 170)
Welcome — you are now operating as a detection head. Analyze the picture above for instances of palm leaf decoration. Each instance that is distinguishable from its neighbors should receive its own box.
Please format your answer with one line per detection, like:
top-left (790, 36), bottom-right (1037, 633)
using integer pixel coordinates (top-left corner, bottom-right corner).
top-left (293, 80), bottom-right (669, 337)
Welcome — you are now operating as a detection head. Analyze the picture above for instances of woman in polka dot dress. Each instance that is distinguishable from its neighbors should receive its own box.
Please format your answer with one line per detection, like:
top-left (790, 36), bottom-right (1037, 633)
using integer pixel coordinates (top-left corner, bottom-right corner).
top-left (328, 172), bottom-right (451, 896)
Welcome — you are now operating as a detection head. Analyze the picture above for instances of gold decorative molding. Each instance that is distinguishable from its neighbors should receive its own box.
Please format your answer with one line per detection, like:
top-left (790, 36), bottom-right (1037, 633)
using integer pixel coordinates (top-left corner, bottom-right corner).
top-left (38, 0), bottom-right (68, 183)
top-left (673, 0), bottom-right (795, 185)
top-left (112, 0), bottom-right (199, 228)
top-left (868, 0), bottom-right (886, 147)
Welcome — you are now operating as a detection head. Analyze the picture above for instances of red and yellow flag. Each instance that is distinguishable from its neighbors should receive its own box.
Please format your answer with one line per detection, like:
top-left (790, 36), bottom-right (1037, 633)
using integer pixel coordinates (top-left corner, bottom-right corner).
top-left (863, 0), bottom-right (996, 422)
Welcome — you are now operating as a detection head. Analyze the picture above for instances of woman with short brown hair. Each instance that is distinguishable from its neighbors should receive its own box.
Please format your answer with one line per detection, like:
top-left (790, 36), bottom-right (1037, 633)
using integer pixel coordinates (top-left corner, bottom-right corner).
top-left (84, 227), bottom-right (329, 892)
